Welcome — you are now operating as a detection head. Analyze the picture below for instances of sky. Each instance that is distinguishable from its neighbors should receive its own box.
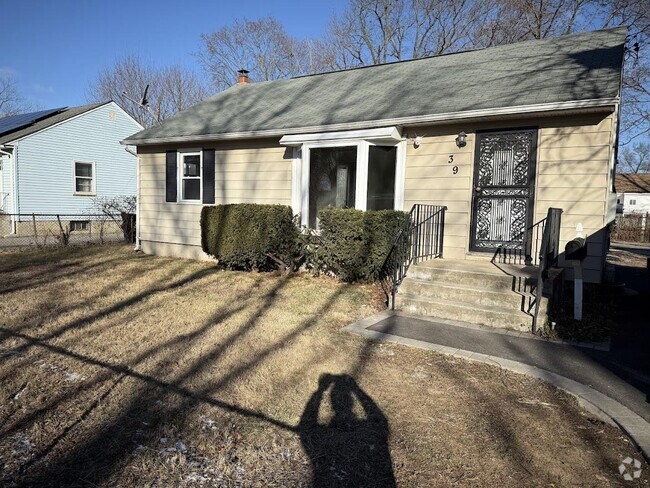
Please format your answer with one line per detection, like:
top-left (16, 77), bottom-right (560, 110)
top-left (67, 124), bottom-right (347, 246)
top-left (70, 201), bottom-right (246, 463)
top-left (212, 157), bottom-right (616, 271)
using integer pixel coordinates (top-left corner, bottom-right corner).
top-left (3, 0), bottom-right (347, 110)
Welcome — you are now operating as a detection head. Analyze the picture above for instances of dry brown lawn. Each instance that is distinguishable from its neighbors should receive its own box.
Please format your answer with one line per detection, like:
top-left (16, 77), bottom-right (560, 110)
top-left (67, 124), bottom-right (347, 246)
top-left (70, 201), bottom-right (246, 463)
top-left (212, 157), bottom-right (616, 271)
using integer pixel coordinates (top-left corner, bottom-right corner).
top-left (0, 244), bottom-right (647, 487)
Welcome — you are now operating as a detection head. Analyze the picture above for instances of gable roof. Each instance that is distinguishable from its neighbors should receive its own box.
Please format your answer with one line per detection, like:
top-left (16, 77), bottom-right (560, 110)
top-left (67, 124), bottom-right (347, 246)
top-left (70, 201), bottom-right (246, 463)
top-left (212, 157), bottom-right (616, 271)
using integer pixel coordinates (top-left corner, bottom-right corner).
top-left (0, 102), bottom-right (109, 145)
top-left (616, 173), bottom-right (650, 193)
top-left (124, 26), bottom-right (627, 146)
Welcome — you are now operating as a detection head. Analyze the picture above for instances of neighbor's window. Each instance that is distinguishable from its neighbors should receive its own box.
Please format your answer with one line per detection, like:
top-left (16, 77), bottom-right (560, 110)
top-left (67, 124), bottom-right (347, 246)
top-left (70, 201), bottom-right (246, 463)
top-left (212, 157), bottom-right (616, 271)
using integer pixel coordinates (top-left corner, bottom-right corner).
top-left (309, 146), bottom-right (357, 228)
top-left (179, 151), bottom-right (202, 202)
top-left (74, 162), bottom-right (95, 194)
top-left (70, 220), bottom-right (90, 231)
top-left (630, 199), bottom-right (636, 205)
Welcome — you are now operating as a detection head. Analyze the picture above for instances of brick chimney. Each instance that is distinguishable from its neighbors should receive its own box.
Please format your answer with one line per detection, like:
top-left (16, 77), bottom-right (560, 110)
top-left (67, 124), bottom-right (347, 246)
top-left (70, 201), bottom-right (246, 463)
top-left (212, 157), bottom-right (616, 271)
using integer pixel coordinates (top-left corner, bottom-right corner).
top-left (237, 69), bottom-right (250, 84)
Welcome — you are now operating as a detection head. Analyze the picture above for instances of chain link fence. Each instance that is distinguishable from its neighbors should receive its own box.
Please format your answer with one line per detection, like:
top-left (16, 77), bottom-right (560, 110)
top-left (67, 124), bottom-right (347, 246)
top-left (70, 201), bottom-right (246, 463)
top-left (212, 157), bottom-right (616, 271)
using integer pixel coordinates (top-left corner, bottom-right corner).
top-left (0, 213), bottom-right (135, 249)
top-left (612, 213), bottom-right (650, 243)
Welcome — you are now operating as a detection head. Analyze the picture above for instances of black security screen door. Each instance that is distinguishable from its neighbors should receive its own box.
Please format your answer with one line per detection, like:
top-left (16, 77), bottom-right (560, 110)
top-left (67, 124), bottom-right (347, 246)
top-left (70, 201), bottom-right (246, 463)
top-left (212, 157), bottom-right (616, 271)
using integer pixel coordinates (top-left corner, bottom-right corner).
top-left (470, 129), bottom-right (537, 252)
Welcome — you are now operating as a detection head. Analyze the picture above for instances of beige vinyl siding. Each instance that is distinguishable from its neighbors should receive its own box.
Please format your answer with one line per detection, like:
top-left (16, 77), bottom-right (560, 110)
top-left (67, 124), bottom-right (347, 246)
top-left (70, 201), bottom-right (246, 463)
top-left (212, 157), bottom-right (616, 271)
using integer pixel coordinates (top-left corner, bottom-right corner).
top-left (404, 128), bottom-right (474, 259)
top-left (138, 139), bottom-right (291, 259)
top-left (535, 114), bottom-right (613, 283)
top-left (403, 112), bottom-right (615, 281)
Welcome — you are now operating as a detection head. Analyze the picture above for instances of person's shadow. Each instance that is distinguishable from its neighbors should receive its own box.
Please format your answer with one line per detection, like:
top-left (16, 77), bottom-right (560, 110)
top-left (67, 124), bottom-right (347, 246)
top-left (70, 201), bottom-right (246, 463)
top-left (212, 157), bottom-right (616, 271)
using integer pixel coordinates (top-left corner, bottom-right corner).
top-left (298, 374), bottom-right (396, 487)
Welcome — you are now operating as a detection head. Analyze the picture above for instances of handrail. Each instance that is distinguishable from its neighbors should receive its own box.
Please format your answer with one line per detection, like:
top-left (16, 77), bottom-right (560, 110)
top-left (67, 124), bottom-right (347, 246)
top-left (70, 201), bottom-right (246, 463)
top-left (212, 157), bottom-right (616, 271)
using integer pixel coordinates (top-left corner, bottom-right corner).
top-left (379, 204), bottom-right (447, 309)
top-left (532, 207), bottom-right (562, 331)
top-left (492, 207), bottom-right (562, 332)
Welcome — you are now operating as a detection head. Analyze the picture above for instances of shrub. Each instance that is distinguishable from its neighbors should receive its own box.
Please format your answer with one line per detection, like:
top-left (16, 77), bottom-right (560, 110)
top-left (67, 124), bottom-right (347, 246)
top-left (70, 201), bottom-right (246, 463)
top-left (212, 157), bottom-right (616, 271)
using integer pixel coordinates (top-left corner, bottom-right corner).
top-left (92, 195), bottom-right (137, 243)
top-left (201, 204), bottom-right (300, 271)
top-left (314, 208), bottom-right (408, 282)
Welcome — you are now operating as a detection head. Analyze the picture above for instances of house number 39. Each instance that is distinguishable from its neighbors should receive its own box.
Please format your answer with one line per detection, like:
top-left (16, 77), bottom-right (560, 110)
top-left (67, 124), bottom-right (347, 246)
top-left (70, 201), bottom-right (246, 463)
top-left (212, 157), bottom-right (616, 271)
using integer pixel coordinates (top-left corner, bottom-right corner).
top-left (449, 154), bottom-right (458, 174)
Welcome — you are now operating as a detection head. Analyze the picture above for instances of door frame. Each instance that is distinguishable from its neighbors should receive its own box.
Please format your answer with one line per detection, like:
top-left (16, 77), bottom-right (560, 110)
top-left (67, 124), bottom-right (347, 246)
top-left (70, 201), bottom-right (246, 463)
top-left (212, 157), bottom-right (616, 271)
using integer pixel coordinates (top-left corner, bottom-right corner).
top-left (469, 127), bottom-right (539, 253)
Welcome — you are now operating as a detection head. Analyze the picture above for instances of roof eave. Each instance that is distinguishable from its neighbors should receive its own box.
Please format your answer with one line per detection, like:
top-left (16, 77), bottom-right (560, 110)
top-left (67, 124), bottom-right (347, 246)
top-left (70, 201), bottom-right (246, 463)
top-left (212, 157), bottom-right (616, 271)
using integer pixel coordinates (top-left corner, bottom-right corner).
top-left (121, 98), bottom-right (619, 146)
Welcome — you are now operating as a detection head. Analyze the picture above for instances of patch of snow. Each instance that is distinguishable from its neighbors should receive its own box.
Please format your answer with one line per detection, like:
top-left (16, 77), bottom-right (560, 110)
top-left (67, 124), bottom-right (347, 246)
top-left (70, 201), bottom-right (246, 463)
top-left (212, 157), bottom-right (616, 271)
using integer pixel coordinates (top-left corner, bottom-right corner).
top-left (185, 473), bottom-right (211, 483)
top-left (199, 415), bottom-right (217, 431)
top-left (63, 371), bottom-right (85, 383)
top-left (12, 385), bottom-right (28, 401)
top-left (9, 433), bottom-right (34, 456)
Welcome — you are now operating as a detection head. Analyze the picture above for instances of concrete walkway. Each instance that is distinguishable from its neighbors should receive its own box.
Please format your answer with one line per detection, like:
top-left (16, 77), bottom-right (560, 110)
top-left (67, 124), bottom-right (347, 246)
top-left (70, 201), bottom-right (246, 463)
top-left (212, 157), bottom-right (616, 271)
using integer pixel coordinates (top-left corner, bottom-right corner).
top-left (345, 311), bottom-right (650, 460)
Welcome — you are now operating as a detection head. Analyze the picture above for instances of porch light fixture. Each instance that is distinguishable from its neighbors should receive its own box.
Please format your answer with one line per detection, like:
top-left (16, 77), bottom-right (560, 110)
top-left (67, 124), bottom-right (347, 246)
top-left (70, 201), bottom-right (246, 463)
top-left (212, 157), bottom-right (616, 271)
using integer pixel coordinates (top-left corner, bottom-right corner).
top-left (413, 136), bottom-right (422, 148)
top-left (455, 131), bottom-right (467, 148)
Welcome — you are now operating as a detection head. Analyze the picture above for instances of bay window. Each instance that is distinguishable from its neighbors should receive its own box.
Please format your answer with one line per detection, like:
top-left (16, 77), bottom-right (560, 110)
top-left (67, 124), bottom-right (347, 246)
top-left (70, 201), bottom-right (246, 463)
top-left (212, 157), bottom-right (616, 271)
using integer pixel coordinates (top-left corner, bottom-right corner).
top-left (282, 127), bottom-right (405, 228)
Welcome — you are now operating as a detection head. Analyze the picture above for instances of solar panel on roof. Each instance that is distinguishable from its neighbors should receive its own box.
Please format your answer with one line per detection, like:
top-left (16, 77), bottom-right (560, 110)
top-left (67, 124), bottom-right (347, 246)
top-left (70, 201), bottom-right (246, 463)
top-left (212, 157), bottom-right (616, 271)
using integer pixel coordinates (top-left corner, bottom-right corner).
top-left (0, 107), bottom-right (66, 136)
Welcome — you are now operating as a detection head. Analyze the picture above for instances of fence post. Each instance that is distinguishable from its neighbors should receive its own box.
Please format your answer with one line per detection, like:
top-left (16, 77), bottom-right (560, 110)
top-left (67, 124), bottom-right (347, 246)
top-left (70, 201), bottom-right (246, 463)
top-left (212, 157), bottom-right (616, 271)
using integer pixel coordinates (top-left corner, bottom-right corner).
top-left (32, 213), bottom-right (39, 247)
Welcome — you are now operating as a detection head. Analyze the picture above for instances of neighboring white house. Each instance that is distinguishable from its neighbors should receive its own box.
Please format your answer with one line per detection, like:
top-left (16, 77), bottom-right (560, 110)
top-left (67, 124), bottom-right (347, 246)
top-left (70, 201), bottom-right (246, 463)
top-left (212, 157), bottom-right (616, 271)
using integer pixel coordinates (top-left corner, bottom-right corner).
top-left (616, 173), bottom-right (650, 214)
top-left (0, 101), bottom-right (143, 233)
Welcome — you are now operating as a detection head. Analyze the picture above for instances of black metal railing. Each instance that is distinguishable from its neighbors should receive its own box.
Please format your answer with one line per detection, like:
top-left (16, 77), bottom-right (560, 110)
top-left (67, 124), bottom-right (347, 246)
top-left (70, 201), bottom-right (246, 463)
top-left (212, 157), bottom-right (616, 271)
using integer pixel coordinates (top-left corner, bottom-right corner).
top-left (492, 218), bottom-right (547, 267)
top-left (532, 207), bottom-right (562, 331)
top-left (492, 207), bottom-right (562, 331)
top-left (380, 204), bottom-right (447, 309)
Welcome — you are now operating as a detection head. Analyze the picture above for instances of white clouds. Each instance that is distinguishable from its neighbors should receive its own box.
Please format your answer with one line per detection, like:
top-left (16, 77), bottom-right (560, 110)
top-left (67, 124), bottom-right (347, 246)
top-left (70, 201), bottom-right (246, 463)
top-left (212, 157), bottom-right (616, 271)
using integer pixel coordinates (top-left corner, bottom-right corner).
top-left (31, 83), bottom-right (55, 94)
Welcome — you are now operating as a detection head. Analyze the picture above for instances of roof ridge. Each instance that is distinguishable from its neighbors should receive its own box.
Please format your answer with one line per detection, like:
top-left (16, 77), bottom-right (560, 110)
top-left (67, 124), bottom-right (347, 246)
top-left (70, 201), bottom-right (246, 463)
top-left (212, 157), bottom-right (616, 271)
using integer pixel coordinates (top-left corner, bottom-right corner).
top-left (290, 26), bottom-right (628, 81)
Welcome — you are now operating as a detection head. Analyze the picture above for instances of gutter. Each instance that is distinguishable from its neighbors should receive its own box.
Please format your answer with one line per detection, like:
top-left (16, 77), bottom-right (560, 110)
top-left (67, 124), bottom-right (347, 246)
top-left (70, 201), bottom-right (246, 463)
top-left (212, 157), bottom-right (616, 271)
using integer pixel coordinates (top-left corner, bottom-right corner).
top-left (121, 98), bottom-right (619, 146)
top-left (0, 144), bottom-right (17, 233)
top-left (123, 145), bottom-right (141, 251)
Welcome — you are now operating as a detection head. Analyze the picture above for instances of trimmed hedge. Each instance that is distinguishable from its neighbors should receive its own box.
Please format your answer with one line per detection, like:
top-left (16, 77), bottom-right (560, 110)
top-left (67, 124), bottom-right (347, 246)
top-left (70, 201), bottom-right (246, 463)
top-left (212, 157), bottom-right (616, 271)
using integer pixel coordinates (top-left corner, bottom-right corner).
top-left (315, 208), bottom-right (408, 282)
top-left (201, 204), bottom-right (300, 271)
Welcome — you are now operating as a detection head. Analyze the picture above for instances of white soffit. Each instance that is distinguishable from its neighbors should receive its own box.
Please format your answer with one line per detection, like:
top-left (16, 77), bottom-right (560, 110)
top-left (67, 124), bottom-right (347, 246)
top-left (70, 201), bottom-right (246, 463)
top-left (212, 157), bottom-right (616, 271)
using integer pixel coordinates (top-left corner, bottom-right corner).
top-left (280, 126), bottom-right (402, 146)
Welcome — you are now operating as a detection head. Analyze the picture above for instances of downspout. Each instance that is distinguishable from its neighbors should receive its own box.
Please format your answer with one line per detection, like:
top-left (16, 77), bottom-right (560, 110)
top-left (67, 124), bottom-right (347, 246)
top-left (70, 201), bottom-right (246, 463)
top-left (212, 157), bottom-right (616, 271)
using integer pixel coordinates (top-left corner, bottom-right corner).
top-left (0, 145), bottom-right (16, 233)
top-left (124, 145), bottom-right (141, 251)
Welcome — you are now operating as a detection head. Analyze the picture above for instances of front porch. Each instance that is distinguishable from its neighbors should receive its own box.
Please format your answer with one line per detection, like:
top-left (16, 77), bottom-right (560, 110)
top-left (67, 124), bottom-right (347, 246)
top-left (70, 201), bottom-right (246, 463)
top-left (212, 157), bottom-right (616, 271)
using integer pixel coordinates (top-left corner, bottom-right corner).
top-left (381, 205), bottom-right (563, 333)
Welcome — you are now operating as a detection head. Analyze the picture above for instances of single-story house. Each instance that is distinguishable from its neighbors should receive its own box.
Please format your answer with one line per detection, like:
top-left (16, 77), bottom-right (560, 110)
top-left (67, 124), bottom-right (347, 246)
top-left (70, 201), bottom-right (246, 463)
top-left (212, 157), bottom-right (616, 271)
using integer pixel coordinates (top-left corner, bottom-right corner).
top-left (616, 173), bottom-right (650, 214)
top-left (122, 27), bottom-right (625, 330)
top-left (0, 101), bottom-right (143, 233)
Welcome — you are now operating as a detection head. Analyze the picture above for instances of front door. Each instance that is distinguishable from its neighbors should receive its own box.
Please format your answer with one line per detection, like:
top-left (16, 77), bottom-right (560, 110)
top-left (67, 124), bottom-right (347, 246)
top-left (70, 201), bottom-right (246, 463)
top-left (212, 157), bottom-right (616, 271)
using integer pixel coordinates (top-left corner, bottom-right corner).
top-left (470, 129), bottom-right (537, 252)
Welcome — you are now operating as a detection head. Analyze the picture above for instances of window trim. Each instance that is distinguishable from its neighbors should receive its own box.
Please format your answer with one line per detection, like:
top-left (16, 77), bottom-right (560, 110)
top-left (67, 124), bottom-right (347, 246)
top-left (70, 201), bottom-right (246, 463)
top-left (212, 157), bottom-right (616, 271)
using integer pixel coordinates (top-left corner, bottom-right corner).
top-left (73, 160), bottom-right (96, 196)
top-left (292, 132), bottom-right (406, 228)
top-left (177, 149), bottom-right (203, 204)
top-left (70, 220), bottom-right (90, 231)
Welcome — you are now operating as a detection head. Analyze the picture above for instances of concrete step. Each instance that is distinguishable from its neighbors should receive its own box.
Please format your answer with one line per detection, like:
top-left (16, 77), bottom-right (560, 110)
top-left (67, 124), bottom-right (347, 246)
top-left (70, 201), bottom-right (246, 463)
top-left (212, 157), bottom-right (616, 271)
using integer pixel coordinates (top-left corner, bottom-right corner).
top-left (407, 264), bottom-right (523, 291)
top-left (395, 293), bottom-right (533, 331)
top-left (399, 278), bottom-right (533, 311)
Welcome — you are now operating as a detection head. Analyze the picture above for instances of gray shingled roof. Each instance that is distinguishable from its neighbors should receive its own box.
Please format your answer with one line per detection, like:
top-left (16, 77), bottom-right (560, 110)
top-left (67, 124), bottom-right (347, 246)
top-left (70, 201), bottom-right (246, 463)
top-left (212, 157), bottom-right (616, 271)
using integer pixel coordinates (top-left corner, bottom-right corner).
top-left (0, 102), bottom-right (109, 145)
top-left (124, 27), bottom-right (626, 145)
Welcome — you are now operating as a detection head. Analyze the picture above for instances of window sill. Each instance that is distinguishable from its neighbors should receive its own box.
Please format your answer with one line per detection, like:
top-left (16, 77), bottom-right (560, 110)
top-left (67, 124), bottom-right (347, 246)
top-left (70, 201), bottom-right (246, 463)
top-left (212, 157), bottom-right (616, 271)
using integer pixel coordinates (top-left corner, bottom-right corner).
top-left (177, 200), bottom-right (203, 205)
top-left (73, 192), bottom-right (96, 197)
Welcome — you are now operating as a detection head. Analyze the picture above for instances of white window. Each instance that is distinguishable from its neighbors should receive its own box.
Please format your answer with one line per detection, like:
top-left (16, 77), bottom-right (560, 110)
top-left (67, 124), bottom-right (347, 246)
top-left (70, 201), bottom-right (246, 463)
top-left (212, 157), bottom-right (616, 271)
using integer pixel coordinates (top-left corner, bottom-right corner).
top-left (179, 151), bottom-right (202, 202)
top-left (70, 220), bottom-right (90, 231)
top-left (74, 161), bottom-right (95, 195)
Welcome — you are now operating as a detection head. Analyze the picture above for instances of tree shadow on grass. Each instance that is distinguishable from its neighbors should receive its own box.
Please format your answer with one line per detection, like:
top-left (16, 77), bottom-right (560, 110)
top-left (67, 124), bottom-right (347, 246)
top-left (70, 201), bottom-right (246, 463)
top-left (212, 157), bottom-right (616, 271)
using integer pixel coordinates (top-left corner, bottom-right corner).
top-left (1, 276), bottom-right (366, 486)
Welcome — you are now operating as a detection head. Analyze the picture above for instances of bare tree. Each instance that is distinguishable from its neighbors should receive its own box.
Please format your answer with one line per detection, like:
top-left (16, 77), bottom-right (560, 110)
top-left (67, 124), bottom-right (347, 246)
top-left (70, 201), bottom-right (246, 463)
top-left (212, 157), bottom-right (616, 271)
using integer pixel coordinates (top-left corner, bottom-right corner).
top-left (198, 17), bottom-right (317, 91)
top-left (598, 0), bottom-right (650, 145)
top-left (320, 0), bottom-right (489, 69)
top-left (619, 142), bottom-right (650, 173)
top-left (471, 0), bottom-right (594, 47)
top-left (0, 75), bottom-right (33, 117)
top-left (87, 55), bottom-right (210, 128)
